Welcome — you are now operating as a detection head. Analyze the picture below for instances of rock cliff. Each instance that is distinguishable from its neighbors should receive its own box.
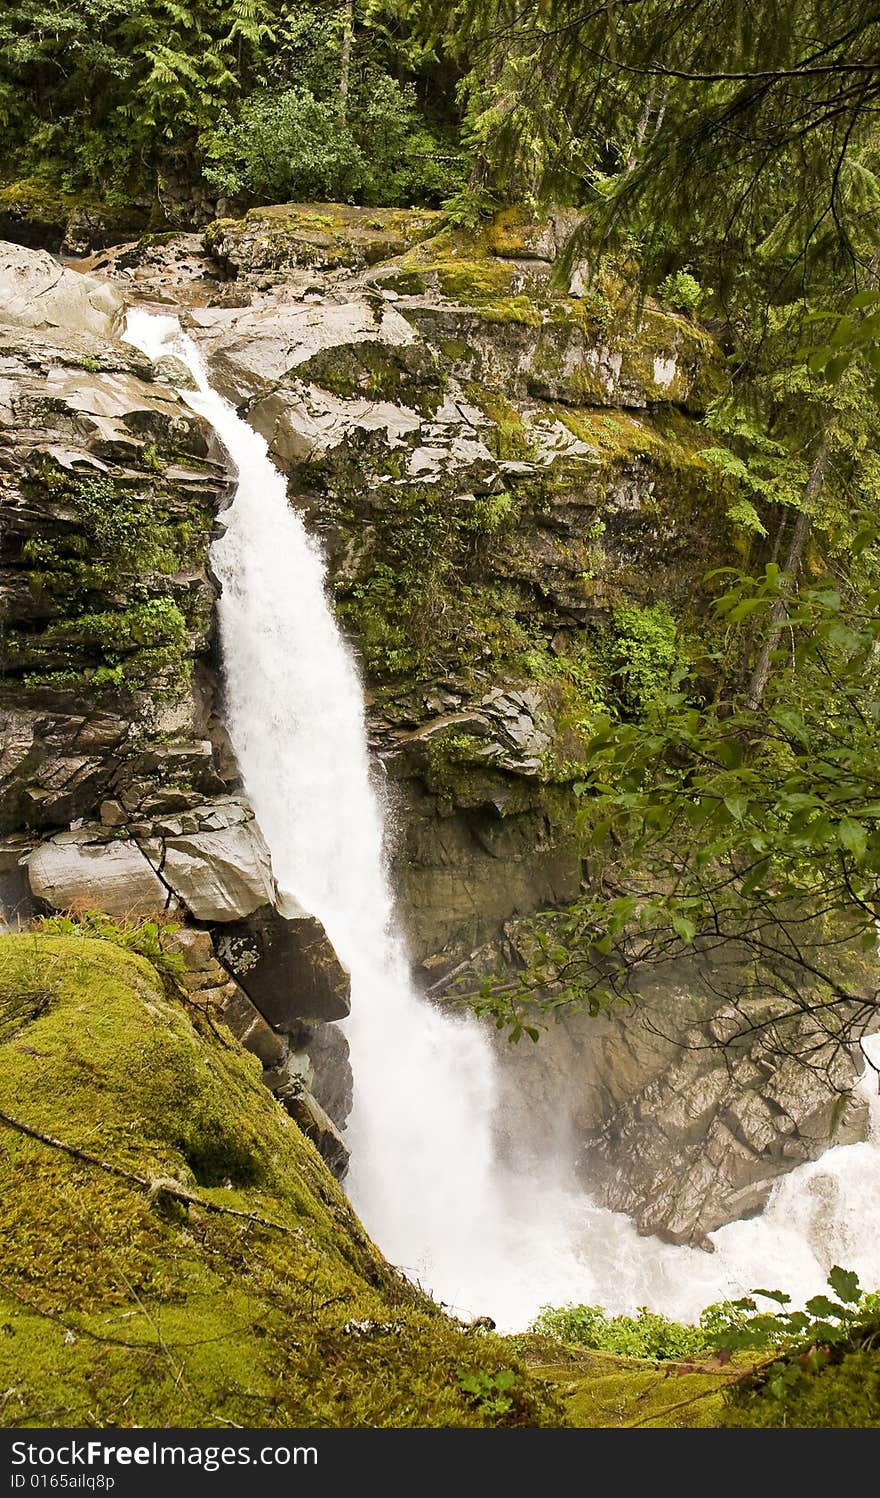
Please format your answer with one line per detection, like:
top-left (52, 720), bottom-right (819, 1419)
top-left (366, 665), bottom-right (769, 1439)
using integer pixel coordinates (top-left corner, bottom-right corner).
top-left (0, 208), bottom-right (872, 1247)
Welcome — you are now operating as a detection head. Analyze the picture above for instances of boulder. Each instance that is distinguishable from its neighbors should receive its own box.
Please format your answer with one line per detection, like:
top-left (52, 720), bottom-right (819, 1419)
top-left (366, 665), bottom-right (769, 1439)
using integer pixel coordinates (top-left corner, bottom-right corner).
top-left (0, 240), bottom-right (124, 339)
top-left (273, 1077), bottom-right (350, 1180)
top-left (488, 950), bottom-right (874, 1248)
top-left (25, 836), bottom-right (173, 916)
top-left (203, 203), bottom-right (441, 278)
top-left (158, 817), bottom-right (275, 920)
top-left (215, 983), bottom-right (288, 1069)
top-left (213, 904), bottom-right (351, 1029)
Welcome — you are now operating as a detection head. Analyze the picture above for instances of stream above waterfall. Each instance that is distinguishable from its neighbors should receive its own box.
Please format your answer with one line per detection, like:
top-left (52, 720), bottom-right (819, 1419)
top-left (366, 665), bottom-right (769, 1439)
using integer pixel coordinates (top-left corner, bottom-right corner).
top-left (123, 306), bottom-right (880, 1332)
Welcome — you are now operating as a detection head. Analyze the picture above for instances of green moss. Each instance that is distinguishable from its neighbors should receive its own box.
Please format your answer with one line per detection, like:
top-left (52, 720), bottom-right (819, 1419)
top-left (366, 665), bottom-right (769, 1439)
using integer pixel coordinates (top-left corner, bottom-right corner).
top-left (464, 385), bottom-right (536, 460)
top-left (10, 467), bottom-right (213, 702)
top-left (722, 1338), bottom-right (880, 1427)
top-left (530, 1351), bottom-right (728, 1428)
top-left (0, 933), bottom-right (563, 1429)
top-left (331, 471), bottom-right (527, 682)
top-left (15, 597), bottom-right (190, 699)
top-left (297, 341), bottom-right (445, 416)
top-left (399, 228), bottom-right (543, 325)
top-left (0, 177), bottom-right (147, 247)
top-left (484, 207), bottom-right (536, 259)
top-left (205, 204), bottom-right (441, 272)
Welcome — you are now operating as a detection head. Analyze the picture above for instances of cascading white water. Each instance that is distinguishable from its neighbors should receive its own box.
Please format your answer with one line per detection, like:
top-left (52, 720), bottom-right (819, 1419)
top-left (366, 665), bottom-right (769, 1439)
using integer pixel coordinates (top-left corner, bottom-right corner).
top-left (124, 307), bottom-right (880, 1329)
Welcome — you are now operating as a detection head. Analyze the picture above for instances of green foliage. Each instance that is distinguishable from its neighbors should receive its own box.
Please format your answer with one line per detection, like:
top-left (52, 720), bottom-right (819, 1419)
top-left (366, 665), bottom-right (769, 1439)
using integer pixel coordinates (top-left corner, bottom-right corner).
top-left (530, 1269), bottom-right (880, 1400)
top-left (204, 76), bottom-right (464, 207)
top-left (36, 911), bottom-right (186, 987)
top-left (335, 478), bottom-right (523, 680)
top-left (607, 603), bottom-right (681, 716)
top-left (530, 1303), bottom-right (715, 1360)
top-left (0, 1), bottom-right (466, 210)
top-left (657, 268), bottom-right (707, 316)
top-left (723, 1346), bottom-right (880, 1427)
top-left (803, 289), bottom-right (880, 399)
top-left (725, 496), bottom-right (769, 538)
top-left (18, 597), bottom-right (190, 699)
top-left (713, 1268), bottom-right (880, 1396)
top-left (456, 1366), bottom-right (519, 1419)
top-left (464, 481), bottom-right (880, 1036)
top-left (0, 0), bottom-right (278, 197)
top-left (12, 466), bottom-right (212, 702)
top-left (716, 1268), bottom-right (880, 1423)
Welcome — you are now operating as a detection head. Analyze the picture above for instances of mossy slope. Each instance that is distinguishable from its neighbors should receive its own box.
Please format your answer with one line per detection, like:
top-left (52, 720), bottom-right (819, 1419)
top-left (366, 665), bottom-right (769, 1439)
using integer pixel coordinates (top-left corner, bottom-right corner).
top-left (0, 933), bottom-right (561, 1428)
top-left (721, 1338), bottom-right (880, 1427)
top-left (515, 1339), bottom-right (729, 1428)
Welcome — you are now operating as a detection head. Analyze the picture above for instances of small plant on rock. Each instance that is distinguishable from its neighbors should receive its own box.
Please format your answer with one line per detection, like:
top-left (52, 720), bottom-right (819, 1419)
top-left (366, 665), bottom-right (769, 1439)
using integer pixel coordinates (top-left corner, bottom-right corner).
top-left (456, 1367), bottom-right (519, 1420)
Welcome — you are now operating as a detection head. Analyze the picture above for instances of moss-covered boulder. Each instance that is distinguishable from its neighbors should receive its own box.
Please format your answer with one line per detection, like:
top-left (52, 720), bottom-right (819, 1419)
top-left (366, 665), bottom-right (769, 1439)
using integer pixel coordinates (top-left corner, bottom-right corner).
top-left (0, 932), bottom-right (562, 1428)
top-left (204, 203), bottom-right (442, 277)
top-left (0, 179), bottom-right (148, 256)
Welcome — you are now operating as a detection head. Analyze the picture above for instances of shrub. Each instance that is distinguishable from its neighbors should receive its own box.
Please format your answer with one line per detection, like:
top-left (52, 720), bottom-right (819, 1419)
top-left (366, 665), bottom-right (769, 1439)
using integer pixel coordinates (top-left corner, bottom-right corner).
top-left (529, 1302), bottom-right (713, 1360)
top-left (203, 75), bottom-right (465, 207)
top-left (657, 267), bottom-right (709, 315)
top-left (608, 602), bottom-right (681, 715)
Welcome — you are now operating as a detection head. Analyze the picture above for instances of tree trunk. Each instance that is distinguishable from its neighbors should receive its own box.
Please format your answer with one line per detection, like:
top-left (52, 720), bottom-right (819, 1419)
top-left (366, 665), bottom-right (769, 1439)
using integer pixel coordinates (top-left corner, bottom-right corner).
top-left (338, 0), bottom-right (354, 120)
top-left (745, 441), bottom-right (830, 711)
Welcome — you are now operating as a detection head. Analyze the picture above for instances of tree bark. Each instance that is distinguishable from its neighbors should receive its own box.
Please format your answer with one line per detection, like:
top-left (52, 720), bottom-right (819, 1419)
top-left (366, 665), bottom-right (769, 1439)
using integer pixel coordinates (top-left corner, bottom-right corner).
top-left (338, 0), bottom-right (354, 120)
top-left (745, 441), bottom-right (830, 711)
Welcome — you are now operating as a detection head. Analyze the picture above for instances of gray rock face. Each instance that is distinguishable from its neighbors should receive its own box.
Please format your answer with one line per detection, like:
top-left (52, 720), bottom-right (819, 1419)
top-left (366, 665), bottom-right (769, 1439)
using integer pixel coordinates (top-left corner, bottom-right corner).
top-left (303, 1021), bottom-right (353, 1130)
top-left (163, 922), bottom-right (348, 1175)
top-left (214, 905), bottom-right (351, 1029)
top-left (487, 949), bottom-right (873, 1248)
top-left (0, 241), bottom-right (125, 339)
top-left (26, 835), bottom-right (174, 916)
top-left (272, 1077), bottom-right (350, 1179)
top-left (159, 815), bottom-right (275, 921)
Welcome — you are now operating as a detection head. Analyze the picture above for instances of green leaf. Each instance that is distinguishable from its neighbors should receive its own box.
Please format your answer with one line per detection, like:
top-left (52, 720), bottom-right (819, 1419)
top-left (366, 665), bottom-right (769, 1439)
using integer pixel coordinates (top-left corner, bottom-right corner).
top-left (752, 1289), bottom-right (791, 1307)
top-left (671, 911), bottom-right (697, 944)
top-left (827, 1266), bottom-right (862, 1304)
top-left (838, 817), bottom-right (868, 862)
top-left (804, 1294), bottom-right (843, 1320)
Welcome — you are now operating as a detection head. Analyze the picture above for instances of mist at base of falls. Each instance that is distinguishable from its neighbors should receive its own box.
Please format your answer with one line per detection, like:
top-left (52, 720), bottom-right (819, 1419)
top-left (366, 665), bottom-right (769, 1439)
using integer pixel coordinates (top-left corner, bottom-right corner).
top-left (124, 306), bottom-right (880, 1332)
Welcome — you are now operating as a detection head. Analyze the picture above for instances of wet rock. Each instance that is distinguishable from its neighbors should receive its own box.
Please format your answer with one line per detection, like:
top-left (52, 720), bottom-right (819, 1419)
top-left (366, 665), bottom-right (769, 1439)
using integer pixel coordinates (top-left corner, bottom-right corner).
top-left (214, 905), bottom-right (351, 1028)
top-left (275, 1080), bottom-right (350, 1180)
top-left (488, 954), bottom-right (873, 1248)
top-left (303, 1021), bottom-right (353, 1130)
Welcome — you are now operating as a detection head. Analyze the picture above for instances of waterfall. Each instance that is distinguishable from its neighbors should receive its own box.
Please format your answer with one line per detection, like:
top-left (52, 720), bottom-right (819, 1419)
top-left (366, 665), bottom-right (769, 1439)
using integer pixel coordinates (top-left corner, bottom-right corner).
top-left (123, 308), bottom-right (880, 1329)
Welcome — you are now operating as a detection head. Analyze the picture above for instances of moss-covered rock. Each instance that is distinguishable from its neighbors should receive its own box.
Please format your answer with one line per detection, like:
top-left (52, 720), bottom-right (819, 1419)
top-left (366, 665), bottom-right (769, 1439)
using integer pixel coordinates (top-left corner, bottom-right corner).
top-left (0, 178), bottom-right (148, 255)
top-left (204, 203), bottom-right (441, 277)
top-left (0, 932), bottom-right (563, 1428)
top-left (513, 1337), bottom-right (729, 1427)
